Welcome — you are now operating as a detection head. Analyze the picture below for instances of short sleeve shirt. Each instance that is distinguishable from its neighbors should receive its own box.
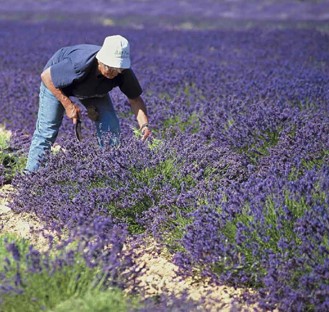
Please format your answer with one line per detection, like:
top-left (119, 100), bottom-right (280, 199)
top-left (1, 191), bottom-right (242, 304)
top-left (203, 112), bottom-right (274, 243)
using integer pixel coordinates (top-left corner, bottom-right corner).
top-left (44, 44), bottom-right (142, 99)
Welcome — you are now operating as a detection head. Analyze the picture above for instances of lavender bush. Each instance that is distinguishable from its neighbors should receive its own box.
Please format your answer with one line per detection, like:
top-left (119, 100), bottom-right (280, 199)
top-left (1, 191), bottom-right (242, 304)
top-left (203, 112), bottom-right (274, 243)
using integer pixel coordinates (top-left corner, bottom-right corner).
top-left (1, 1), bottom-right (329, 311)
top-left (0, 216), bottom-right (141, 310)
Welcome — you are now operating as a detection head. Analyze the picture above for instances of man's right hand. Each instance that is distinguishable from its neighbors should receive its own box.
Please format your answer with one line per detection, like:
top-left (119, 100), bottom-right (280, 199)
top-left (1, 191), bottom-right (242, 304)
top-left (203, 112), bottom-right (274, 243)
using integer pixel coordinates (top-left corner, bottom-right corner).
top-left (65, 103), bottom-right (81, 124)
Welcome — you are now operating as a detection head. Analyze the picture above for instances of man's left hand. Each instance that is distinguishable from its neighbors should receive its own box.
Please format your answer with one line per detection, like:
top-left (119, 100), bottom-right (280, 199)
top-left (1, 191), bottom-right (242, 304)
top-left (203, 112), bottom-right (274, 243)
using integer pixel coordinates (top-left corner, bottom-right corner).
top-left (141, 126), bottom-right (151, 142)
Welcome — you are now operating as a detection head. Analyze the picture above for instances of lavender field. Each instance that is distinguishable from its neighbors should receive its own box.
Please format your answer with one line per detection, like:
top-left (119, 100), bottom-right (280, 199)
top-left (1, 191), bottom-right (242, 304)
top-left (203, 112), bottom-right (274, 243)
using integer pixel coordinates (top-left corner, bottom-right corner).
top-left (1, 1), bottom-right (329, 311)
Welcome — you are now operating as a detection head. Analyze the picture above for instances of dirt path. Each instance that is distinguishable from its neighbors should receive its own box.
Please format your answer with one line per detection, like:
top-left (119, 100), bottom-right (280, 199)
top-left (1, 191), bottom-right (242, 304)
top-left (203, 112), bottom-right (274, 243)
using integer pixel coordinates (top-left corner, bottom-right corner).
top-left (0, 185), bottom-right (52, 250)
top-left (0, 185), bottom-right (257, 311)
top-left (133, 245), bottom-right (252, 311)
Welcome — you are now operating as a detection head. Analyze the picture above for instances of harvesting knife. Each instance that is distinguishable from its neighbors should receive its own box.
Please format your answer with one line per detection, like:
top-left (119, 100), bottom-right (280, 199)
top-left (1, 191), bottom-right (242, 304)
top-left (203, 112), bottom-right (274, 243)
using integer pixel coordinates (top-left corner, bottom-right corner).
top-left (74, 118), bottom-right (82, 142)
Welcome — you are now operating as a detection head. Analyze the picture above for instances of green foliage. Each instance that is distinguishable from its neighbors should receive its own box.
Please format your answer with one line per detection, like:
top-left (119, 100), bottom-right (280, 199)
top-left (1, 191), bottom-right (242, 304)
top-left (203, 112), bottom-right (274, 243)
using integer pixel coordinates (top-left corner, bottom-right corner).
top-left (0, 234), bottom-right (140, 312)
top-left (51, 288), bottom-right (140, 312)
top-left (162, 112), bottom-right (200, 133)
top-left (289, 149), bottom-right (329, 181)
top-left (147, 137), bottom-right (162, 150)
top-left (0, 127), bottom-right (26, 183)
top-left (216, 192), bottom-right (313, 287)
top-left (106, 194), bottom-right (152, 234)
top-left (161, 206), bottom-right (194, 254)
top-left (107, 157), bottom-right (195, 234)
top-left (133, 158), bottom-right (195, 189)
top-left (132, 127), bottom-right (162, 150)
top-left (0, 234), bottom-right (31, 271)
top-left (240, 129), bottom-right (281, 164)
top-left (0, 127), bottom-right (10, 150)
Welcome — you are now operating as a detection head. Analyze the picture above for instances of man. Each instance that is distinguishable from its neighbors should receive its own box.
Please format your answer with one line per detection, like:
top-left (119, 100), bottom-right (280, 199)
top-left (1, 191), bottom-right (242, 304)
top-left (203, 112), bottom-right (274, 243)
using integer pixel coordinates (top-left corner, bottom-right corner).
top-left (25, 35), bottom-right (151, 172)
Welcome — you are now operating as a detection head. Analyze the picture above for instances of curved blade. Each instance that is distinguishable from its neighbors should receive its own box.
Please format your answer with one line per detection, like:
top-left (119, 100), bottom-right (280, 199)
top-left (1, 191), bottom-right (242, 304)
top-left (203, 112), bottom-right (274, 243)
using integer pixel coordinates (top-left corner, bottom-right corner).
top-left (74, 119), bottom-right (82, 142)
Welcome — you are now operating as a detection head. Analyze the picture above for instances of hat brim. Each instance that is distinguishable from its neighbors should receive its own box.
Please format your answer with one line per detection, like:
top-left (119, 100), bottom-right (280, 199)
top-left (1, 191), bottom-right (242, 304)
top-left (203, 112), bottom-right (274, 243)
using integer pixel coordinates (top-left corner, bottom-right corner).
top-left (96, 51), bottom-right (131, 69)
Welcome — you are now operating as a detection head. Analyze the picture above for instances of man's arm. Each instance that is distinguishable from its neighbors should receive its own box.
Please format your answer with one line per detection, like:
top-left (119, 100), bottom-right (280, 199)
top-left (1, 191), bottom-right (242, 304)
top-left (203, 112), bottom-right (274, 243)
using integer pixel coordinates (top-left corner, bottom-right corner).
top-left (128, 95), bottom-right (151, 141)
top-left (41, 67), bottom-right (80, 124)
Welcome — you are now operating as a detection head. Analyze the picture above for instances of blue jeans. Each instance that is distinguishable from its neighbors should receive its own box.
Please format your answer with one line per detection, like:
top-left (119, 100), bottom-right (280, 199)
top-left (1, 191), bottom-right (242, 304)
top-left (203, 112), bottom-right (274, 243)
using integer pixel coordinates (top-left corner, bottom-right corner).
top-left (25, 83), bottom-right (120, 172)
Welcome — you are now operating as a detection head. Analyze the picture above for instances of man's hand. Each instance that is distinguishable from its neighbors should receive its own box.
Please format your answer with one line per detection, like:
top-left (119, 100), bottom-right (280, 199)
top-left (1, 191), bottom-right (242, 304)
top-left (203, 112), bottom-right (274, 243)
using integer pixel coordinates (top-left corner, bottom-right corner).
top-left (141, 124), bottom-right (151, 142)
top-left (65, 103), bottom-right (81, 124)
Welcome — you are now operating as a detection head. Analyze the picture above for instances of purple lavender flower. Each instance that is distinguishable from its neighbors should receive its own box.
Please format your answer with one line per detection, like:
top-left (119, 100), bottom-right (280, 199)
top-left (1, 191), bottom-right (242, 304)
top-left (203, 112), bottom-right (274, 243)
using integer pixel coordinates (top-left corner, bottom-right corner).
top-left (1, 4), bottom-right (329, 310)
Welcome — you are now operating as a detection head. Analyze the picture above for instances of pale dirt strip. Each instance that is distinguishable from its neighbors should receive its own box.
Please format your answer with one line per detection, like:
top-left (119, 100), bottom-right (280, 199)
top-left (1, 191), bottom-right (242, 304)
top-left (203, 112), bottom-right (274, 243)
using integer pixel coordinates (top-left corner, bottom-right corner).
top-left (0, 185), bottom-right (50, 248)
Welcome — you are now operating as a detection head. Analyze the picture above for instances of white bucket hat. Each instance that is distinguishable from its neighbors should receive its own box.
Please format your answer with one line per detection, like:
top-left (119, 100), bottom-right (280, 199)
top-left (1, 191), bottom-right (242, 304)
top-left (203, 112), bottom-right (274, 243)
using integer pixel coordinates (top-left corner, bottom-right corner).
top-left (96, 35), bottom-right (131, 69)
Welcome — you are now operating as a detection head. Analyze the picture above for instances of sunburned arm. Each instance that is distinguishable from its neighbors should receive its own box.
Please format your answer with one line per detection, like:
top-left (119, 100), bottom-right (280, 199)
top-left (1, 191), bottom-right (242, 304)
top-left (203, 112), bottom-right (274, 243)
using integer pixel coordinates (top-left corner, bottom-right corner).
top-left (41, 67), bottom-right (80, 124)
top-left (128, 95), bottom-right (151, 141)
top-left (128, 95), bottom-right (149, 128)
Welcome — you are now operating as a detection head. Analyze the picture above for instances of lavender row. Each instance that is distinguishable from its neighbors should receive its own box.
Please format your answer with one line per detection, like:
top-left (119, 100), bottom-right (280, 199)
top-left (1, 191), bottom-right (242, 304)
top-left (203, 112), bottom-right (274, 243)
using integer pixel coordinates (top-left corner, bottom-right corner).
top-left (1, 0), bottom-right (329, 21)
top-left (1, 19), bottom-right (329, 310)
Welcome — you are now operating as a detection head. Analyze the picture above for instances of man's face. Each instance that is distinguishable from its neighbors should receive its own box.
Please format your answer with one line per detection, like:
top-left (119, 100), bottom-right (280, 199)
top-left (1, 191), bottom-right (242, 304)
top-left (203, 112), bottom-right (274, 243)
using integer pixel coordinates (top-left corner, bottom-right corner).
top-left (98, 62), bottom-right (124, 79)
